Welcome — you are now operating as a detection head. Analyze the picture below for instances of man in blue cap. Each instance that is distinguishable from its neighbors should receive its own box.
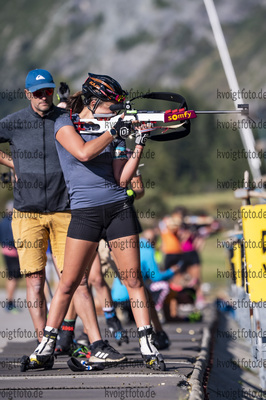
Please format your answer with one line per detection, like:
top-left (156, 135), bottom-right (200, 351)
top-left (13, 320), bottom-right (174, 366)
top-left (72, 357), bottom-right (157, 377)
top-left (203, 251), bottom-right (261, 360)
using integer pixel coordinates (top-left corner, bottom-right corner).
top-left (0, 69), bottom-right (71, 343)
top-left (24, 69), bottom-right (56, 115)
top-left (0, 69), bottom-right (125, 366)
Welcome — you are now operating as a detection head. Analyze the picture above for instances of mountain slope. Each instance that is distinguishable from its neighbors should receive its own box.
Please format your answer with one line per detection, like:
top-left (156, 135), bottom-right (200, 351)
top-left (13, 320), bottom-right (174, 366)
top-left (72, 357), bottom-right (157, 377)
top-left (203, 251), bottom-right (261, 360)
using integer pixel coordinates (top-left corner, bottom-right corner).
top-left (0, 0), bottom-right (265, 115)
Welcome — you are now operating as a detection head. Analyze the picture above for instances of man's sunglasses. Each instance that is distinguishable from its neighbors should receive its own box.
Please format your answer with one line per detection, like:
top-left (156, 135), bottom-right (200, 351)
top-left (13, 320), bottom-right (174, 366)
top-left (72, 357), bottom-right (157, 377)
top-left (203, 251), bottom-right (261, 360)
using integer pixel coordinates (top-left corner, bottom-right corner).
top-left (32, 88), bottom-right (54, 98)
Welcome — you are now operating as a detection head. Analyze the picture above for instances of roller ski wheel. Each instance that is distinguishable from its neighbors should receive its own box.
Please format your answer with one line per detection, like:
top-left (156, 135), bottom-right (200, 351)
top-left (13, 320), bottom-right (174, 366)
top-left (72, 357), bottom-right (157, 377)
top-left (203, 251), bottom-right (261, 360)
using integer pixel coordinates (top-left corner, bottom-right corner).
top-left (20, 355), bottom-right (30, 372)
top-left (143, 353), bottom-right (166, 371)
top-left (20, 354), bottom-right (54, 372)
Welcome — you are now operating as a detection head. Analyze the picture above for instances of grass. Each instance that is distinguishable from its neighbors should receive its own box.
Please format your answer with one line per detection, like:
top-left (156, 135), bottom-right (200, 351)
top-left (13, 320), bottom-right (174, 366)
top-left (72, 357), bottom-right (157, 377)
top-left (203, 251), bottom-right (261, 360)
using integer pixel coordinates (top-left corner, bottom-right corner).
top-left (165, 190), bottom-right (239, 214)
top-left (201, 234), bottom-right (229, 289)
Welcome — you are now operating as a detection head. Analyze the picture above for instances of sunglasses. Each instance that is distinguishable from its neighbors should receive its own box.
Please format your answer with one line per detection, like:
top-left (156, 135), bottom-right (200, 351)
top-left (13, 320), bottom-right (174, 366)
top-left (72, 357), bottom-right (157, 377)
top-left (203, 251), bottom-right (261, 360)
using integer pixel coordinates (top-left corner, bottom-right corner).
top-left (32, 88), bottom-right (54, 98)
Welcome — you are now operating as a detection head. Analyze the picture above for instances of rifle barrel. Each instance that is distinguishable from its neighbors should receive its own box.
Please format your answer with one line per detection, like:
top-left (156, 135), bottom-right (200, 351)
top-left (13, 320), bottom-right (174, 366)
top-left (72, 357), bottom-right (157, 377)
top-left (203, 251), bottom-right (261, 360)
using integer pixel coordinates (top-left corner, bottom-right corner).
top-left (195, 110), bottom-right (246, 114)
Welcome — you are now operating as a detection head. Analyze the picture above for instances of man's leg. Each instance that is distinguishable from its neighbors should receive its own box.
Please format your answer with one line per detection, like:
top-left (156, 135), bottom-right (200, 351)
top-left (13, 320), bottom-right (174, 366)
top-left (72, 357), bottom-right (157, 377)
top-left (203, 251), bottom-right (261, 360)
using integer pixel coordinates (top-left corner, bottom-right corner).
top-left (11, 209), bottom-right (49, 341)
top-left (25, 270), bottom-right (47, 342)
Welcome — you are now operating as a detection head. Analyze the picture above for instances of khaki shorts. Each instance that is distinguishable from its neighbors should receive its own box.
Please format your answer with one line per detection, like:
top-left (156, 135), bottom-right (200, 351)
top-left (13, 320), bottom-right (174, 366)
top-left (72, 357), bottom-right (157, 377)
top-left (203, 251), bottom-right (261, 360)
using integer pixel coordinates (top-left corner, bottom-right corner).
top-left (11, 209), bottom-right (71, 275)
top-left (98, 239), bottom-right (117, 274)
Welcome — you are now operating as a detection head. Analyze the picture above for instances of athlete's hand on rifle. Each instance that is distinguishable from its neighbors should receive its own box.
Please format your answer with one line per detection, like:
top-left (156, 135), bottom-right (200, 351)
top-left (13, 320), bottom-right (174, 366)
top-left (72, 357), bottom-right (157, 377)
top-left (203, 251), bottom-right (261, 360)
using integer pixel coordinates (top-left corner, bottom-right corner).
top-left (113, 117), bottom-right (132, 139)
top-left (135, 129), bottom-right (150, 147)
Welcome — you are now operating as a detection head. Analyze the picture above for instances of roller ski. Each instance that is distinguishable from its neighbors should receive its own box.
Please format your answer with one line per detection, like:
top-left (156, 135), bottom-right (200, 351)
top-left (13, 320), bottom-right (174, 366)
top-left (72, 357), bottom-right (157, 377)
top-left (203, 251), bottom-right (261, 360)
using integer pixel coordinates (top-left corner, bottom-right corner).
top-left (138, 326), bottom-right (166, 371)
top-left (68, 339), bottom-right (127, 371)
top-left (106, 315), bottom-right (129, 346)
top-left (20, 354), bottom-right (54, 372)
top-left (20, 328), bottom-right (57, 372)
top-left (67, 355), bottom-right (143, 371)
top-left (67, 357), bottom-right (104, 372)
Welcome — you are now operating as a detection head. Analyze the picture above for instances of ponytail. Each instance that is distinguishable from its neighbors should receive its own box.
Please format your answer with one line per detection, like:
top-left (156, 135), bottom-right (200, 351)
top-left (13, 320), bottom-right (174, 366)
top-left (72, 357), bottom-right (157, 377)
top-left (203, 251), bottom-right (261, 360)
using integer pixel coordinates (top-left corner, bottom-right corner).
top-left (66, 91), bottom-right (103, 114)
top-left (66, 91), bottom-right (84, 114)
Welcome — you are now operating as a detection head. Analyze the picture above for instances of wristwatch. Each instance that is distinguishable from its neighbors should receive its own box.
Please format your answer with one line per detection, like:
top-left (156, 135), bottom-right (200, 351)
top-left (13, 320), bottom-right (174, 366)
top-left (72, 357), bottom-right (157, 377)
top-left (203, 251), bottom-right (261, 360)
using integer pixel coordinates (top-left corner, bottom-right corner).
top-left (109, 128), bottom-right (118, 139)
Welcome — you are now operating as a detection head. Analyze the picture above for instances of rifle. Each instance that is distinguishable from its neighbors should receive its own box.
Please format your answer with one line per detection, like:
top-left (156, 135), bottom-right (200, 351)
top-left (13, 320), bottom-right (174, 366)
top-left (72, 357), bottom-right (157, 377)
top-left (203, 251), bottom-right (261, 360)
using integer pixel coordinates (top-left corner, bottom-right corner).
top-left (72, 92), bottom-right (249, 142)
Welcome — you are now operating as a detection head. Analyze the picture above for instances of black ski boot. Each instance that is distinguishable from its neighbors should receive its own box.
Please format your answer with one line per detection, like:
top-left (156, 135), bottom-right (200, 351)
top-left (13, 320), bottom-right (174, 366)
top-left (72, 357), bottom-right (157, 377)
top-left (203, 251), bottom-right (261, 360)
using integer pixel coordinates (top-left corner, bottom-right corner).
top-left (55, 328), bottom-right (75, 356)
top-left (152, 330), bottom-right (171, 350)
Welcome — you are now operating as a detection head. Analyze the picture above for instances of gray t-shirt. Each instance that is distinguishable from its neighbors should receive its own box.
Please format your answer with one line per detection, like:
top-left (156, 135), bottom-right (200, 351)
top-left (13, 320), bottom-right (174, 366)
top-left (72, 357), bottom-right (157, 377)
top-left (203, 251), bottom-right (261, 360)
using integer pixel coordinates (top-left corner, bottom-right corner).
top-left (0, 105), bottom-right (69, 212)
top-left (54, 114), bottom-right (128, 209)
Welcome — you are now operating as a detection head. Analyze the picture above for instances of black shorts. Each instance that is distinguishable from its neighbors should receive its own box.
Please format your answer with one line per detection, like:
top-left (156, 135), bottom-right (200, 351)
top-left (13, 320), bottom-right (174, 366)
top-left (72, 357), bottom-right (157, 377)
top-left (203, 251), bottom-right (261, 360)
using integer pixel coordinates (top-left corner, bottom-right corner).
top-left (4, 255), bottom-right (22, 279)
top-left (165, 250), bottom-right (201, 271)
top-left (68, 198), bottom-right (141, 242)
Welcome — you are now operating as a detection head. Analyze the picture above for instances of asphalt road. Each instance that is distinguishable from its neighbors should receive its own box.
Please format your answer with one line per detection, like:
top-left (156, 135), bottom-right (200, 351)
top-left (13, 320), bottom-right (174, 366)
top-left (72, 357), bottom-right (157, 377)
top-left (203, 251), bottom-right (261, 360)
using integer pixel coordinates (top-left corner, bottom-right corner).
top-left (0, 288), bottom-right (217, 400)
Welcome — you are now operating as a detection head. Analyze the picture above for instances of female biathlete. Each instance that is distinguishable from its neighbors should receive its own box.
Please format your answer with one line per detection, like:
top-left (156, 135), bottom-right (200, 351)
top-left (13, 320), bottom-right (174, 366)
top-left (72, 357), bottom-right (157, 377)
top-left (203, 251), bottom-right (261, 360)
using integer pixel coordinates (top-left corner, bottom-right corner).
top-left (25, 73), bottom-right (165, 371)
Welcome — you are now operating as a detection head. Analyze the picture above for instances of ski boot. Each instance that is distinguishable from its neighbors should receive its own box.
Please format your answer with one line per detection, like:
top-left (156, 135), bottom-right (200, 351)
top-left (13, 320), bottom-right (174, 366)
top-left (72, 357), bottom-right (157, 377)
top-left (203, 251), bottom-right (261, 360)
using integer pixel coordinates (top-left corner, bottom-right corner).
top-left (20, 329), bottom-right (57, 372)
top-left (106, 316), bottom-right (129, 346)
top-left (54, 327), bottom-right (75, 356)
top-left (138, 326), bottom-right (166, 371)
top-left (152, 330), bottom-right (171, 350)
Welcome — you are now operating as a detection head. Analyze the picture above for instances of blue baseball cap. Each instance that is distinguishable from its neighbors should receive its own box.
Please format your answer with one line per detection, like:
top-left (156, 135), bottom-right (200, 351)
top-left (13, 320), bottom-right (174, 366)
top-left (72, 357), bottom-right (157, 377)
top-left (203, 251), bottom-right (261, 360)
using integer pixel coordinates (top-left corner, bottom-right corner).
top-left (25, 69), bottom-right (56, 92)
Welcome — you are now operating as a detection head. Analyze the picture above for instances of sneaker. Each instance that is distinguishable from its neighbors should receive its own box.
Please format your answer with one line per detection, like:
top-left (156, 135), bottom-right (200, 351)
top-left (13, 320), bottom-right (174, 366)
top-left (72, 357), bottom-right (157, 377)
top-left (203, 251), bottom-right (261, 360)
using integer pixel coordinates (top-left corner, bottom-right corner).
top-left (152, 330), bottom-right (170, 350)
top-left (90, 340), bottom-right (126, 363)
top-left (5, 301), bottom-right (19, 314)
top-left (76, 331), bottom-right (90, 347)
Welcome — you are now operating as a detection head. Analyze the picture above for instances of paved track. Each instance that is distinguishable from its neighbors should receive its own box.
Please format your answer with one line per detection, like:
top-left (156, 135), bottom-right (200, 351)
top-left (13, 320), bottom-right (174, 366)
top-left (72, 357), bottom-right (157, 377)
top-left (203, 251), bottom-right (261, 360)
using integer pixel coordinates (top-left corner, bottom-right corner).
top-left (0, 289), bottom-right (216, 400)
